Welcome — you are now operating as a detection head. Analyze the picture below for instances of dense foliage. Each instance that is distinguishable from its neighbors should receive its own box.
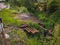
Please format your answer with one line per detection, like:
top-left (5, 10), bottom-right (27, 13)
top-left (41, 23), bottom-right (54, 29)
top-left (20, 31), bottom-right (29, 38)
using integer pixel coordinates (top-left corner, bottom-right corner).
top-left (0, 0), bottom-right (60, 45)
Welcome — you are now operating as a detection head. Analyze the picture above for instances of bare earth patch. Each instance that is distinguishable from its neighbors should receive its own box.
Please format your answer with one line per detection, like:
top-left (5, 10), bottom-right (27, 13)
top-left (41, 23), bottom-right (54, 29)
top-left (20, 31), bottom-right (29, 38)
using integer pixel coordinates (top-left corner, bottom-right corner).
top-left (14, 13), bottom-right (40, 23)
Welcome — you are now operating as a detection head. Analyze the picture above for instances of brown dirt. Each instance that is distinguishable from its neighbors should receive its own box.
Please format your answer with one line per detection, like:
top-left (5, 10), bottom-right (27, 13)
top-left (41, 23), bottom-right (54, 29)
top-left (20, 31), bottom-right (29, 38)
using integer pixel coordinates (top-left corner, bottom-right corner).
top-left (14, 13), bottom-right (40, 23)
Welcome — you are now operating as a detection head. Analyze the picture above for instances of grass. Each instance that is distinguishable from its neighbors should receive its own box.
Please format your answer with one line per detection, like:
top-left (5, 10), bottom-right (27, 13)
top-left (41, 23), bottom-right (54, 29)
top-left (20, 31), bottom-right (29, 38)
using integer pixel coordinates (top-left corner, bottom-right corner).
top-left (0, 8), bottom-right (60, 45)
top-left (0, 9), bottom-right (25, 27)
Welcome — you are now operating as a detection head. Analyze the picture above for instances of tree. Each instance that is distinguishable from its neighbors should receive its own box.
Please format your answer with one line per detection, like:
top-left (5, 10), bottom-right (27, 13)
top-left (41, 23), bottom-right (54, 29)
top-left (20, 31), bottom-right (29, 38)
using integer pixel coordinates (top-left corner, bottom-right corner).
top-left (48, 0), bottom-right (59, 14)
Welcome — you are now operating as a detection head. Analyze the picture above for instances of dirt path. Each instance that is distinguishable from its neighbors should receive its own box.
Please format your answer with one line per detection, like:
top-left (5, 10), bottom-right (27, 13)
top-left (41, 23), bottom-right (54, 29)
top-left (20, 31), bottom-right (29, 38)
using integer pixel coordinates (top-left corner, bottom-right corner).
top-left (14, 13), bottom-right (40, 23)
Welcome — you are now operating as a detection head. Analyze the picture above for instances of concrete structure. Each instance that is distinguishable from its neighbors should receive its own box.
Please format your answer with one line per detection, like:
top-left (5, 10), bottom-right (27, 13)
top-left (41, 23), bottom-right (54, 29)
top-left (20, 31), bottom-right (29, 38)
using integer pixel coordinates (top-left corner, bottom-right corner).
top-left (0, 3), bottom-right (6, 10)
top-left (0, 0), bottom-right (10, 10)
top-left (0, 0), bottom-right (5, 1)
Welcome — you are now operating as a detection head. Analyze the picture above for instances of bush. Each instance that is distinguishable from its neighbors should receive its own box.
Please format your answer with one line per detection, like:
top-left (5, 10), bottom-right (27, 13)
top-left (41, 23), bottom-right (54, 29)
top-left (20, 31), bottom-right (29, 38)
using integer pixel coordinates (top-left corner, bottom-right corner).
top-left (48, 0), bottom-right (59, 14)
top-left (17, 6), bottom-right (29, 13)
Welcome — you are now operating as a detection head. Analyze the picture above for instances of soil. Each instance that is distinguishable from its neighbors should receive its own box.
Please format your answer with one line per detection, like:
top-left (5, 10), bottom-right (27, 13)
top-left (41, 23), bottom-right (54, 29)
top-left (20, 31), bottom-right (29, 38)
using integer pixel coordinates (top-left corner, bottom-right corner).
top-left (14, 13), bottom-right (40, 23)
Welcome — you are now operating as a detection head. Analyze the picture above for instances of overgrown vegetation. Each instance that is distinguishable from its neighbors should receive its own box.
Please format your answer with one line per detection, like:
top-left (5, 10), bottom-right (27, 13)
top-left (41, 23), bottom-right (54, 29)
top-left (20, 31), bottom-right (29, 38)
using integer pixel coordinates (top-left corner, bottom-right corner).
top-left (0, 0), bottom-right (60, 45)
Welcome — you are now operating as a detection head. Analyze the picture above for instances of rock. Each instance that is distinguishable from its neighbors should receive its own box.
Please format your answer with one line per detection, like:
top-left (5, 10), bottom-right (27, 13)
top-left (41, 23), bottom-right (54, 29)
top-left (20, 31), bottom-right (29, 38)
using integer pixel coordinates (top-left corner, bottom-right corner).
top-left (4, 33), bottom-right (10, 39)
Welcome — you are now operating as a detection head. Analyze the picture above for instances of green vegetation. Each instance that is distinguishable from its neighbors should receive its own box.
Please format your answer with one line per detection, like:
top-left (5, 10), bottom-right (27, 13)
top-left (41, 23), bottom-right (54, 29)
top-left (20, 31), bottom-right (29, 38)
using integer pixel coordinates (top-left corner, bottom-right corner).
top-left (0, 9), bottom-right (25, 26)
top-left (0, 0), bottom-right (60, 45)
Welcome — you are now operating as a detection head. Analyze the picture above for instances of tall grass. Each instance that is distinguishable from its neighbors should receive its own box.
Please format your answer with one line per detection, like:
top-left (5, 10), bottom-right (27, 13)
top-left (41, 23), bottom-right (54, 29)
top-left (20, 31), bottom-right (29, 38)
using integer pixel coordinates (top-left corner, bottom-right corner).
top-left (0, 9), bottom-right (24, 26)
